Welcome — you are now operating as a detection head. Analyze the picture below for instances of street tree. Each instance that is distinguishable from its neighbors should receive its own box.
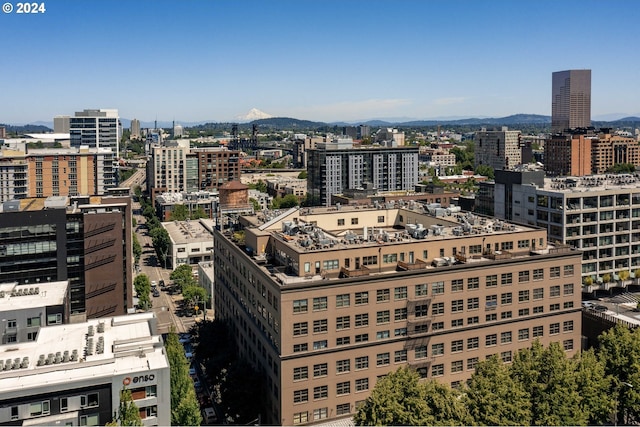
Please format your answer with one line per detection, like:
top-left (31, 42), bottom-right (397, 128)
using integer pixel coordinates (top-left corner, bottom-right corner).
top-left (132, 234), bottom-right (142, 265)
top-left (169, 204), bottom-right (190, 221)
top-left (165, 329), bottom-right (202, 426)
top-left (183, 285), bottom-right (208, 313)
top-left (465, 355), bottom-right (531, 425)
top-left (170, 264), bottom-right (196, 293)
top-left (574, 349), bottom-right (614, 425)
top-left (133, 274), bottom-right (151, 310)
top-left (106, 388), bottom-right (143, 426)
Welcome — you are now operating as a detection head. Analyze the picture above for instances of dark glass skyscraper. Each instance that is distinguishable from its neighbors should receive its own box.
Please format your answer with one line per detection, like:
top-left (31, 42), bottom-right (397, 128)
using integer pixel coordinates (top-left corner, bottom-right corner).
top-left (551, 69), bottom-right (591, 133)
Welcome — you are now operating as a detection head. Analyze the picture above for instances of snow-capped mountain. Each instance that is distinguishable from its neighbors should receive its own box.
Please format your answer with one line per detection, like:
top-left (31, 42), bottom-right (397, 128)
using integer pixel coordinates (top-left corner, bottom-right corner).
top-left (235, 108), bottom-right (273, 122)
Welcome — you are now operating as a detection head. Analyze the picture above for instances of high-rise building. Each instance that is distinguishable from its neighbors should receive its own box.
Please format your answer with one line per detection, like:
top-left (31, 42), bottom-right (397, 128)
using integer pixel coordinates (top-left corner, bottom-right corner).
top-left (307, 138), bottom-right (419, 206)
top-left (551, 70), bottom-right (591, 133)
top-left (53, 115), bottom-right (70, 133)
top-left (474, 127), bottom-right (522, 171)
top-left (214, 205), bottom-right (581, 425)
top-left (130, 118), bottom-right (141, 140)
top-left (69, 109), bottom-right (121, 158)
top-left (0, 195), bottom-right (134, 320)
top-left (0, 126), bottom-right (6, 139)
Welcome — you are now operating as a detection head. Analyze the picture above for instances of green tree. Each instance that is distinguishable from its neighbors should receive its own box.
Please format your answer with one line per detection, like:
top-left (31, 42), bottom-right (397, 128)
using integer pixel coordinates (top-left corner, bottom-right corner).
top-left (465, 355), bottom-right (531, 425)
top-left (475, 164), bottom-right (495, 180)
top-left (191, 206), bottom-right (208, 219)
top-left (183, 285), bottom-right (208, 313)
top-left (150, 227), bottom-right (171, 268)
top-left (354, 367), bottom-right (470, 426)
top-left (297, 170), bottom-right (307, 179)
top-left (133, 274), bottom-right (151, 310)
top-left (169, 204), bottom-right (190, 221)
top-left (272, 194), bottom-right (299, 209)
top-left (165, 329), bottom-right (202, 426)
top-left (106, 388), bottom-right (143, 426)
top-left (248, 179), bottom-right (267, 193)
top-left (170, 264), bottom-right (197, 293)
top-left (132, 234), bottom-right (142, 266)
top-left (574, 349), bottom-right (614, 425)
top-left (249, 198), bottom-right (261, 212)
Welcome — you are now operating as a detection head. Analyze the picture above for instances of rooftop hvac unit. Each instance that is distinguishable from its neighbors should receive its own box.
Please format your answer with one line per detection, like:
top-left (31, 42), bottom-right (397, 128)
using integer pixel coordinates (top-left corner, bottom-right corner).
top-left (63, 351), bottom-right (70, 363)
top-left (20, 357), bottom-right (29, 368)
top-left (88, 325), bottom-right (94, 336)
top-left (37, 354), bottom-right (45, 366)
top-left (3, 359), bottom-right (11, 370)
top-left (97, 322), bottom-right (105, 333)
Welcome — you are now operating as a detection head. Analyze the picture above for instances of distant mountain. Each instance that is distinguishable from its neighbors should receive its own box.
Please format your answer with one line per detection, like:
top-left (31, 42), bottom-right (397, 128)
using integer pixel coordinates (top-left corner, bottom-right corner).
top-left (236, 108), bottom-right (273, 122)
top-left (0, 123), bottom-right (53, 134)
top-left (250, 117), bottom-right (327, 129)
top-left (394, 114), bottom-right (551, 127)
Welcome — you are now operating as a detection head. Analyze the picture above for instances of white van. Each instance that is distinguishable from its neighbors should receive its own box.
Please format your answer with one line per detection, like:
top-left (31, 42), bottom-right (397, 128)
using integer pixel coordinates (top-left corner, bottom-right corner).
top-left (202, 407), bottom-right (217, 424)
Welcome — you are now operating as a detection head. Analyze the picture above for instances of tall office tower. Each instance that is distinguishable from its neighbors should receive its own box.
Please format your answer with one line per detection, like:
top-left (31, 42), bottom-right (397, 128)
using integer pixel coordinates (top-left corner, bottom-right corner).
top-left (69, 109), bottom-right (121, 158)
top-left (307, 138), bottom-right (419, 207)
top-left (0, 126), bottom-right (6, 138)
top-left (551, 70), bottom-right (591, 133)
top-left (474, 127), bottom-right (522, 171)
top-left (0, 195), bottom-right (133, 320)
top-left (53, 115), bottom-right (70, 133)
top-left (130, 118), bottom-right (141, 140)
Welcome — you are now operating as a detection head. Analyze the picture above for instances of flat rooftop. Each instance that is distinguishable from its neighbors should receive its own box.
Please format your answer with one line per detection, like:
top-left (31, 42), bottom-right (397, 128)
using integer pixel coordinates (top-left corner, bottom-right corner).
top-left (164, 218), bottom-right (215, 245)
top-left (543, 174), bottom-right (640, 192)
top-left (0, 312), bottom-right (167, 395)
top-left (0, 281), bottom-right (66, 312)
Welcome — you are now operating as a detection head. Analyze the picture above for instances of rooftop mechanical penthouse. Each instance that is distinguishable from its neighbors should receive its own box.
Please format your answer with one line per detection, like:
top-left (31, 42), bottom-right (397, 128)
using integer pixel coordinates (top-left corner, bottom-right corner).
top-left (214, 202), bottom-right (582, 425)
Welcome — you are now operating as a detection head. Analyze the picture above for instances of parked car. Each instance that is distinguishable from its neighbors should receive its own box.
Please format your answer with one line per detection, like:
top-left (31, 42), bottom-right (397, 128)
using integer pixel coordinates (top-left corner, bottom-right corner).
top-left (593, 304), bottom-right (608, 312)
top-left (152, 289), bottom-right (160, 297)
top-left (202, 407), bottom-right (217, 424)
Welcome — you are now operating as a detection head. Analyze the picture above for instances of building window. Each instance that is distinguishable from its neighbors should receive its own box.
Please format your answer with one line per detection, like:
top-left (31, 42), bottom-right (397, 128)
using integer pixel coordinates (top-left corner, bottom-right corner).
top-left (518, 290), bottom-right (530, 302)
top-left (336, 381), bottom-right (351, 395)
top-left (293, 299), bottom-right (308, 313)
top-left (486, 294), bottom-right (497, 309)
top-left (60, 397), bottom-right (68, 412)
top-left (47, 314), bottom-right (62, 325)
top-left (294, 389), bottom-right (308, 403)
top-left (355, 313), bottom-right (369, 327)
top-left (336, 294), bottom-right (350, 307)
top-left (432, 302), bottom-right (444, 315)
top-left (394, 286), bottom-right (408, 300)
top-left (376, 310), bottom-right (390, 324)
top-left (550, 285), bottom-right (561, 297)
top-left (533, 306), bottom-right (544, 314)
top-left (468, 297), bottom-right (479, 310)
top-left (355, 292), bottom-right (369, 305)
top-left (467, 316), bottom-right (479, 325)
top-left (518, 271), bottom-right (530, 283)
top-left (293, 322), bottom-right (308, 336)
top-left (376, 352), bottom-right (390, 366)
top-left (550, 266), bottom-right (561, 278)
top-left (451, 360), bottom-right (464, 373)
top-left (313, 297), bottom-right (328, 311)
top-left (486, 313), bottom-right (497, 321)
top-left (500, 331), bottom-right (512, 344)
top-left (313, 340), bottom-right (327, 350)
top-left (351, 218), bottom-right (359, 225)
top-left (293, 343), bottom-right (308, 352)
top-left (378, 215), bottom-right (385, 223)
top-left (486, 275), bottom-right (498, 288)
top-left (313, 363), bottom-right (328, 377)
top-left (533, 288), bottom-right (544, 300)
top-left (563, 320), bottom-right (574, 332)
top-left (467, 277), bottom-right (480, 290)
top-left (355, 356), bottom-right (369, 369)
top-left (550, 323), bottom-right (560, 335)
top-left (313, 319), bottom-right (328, 334)
top-left (79, 414), bottom-right (99, 426)
top-left (314, 408), bottom-right (328, 420)
top-left (550, 303), bottom-right (560, 311)
top-left (467, 337), bottom-right (479, 349)
top-left (293, 366), bottom-right (308, 381)
top-left (451, 299), bottom-right (464, 312)
top-left (27, 331), bottom-right (38, 341)
top-left (377, 289), bottom-right (390, 302)
top-left (415, 345), bottom-right (427, 359)
top-left (432, 321), bottom-right (444, 331)
top-left (451, 340), bottom-right (463, 353)
top-left (563, 339), bottom-right (574, 351)
top-left (467, 357), bottom-right (479, 370)
top-left (432, 343), bottom-right (444, 356)
top-left (336, 316), bottom-right (350, 330)
top-left (563, 283), bottom-right (574, 295)
top-left (394, 349), bottom-right (408, 362)
top-left (336, 403), bottom-right (350, 416)
top-left (432, 363), bottom-right (444, 377)
top-left (356, 378), bottom-right (369, 391)
top-left (501, 311), bottom-right (512, 319)
top-left (518, 308), bottom-right (530, 316)
top-left (564, 265), bottom-right (574, 276)
top-left (29, 401), bottom-right (51, 417)
top-left (533, 268), bottom-right (544, 281)
top-left (394, 308), bottom-right (407, 321)
top-left (564, 301), bottom-right (574, 309)
top-left (355, 333), bottom-right (369, 343)
top-left (338, 219), bottom-right (345, 226)
top-left (533, 325), bottom-right (543, 337)
top-left (432, 281), bottom-right (445, 294)
top-left (27, 317), bottom-right (41, 327)
top-left (451, 319), bottom-right (464, 327)
top-left (501, 292), bottom-right (512, 305)
top-left (486, 334), bottom-right (497, 346)
top-left (337, 359), bottom-right (350, 373)
top-left (337, 336), bottom-right (351, 345)
top-left (394, 327), bottom-right (407, 337)
top-left (501, 273), bottom-right (513, 285)
top-left (451, 279), bottom-right (464, 292)
top-left (518, 328), bottom-right (529, 341)
top-left (293, 411), bottom-right (308, 424)
top-left (415, 283), bottom-right (428, 296)
top-left (501, 351), bottom-right (513, 363)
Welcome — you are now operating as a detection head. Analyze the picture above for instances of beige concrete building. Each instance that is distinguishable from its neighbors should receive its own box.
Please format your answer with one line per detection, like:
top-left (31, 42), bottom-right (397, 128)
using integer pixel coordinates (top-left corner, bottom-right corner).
top-left (214, 204), bottom-right (582, 425)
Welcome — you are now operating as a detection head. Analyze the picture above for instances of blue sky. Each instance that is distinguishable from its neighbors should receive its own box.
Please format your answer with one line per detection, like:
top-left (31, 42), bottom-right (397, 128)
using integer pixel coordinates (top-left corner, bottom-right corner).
top-left (1, 0), bottom-right (639, 124)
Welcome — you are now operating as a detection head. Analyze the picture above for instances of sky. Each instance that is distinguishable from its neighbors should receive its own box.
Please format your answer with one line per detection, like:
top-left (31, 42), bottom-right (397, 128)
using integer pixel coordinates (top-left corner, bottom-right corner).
top-left (1, 0), bottom-right (640, 125)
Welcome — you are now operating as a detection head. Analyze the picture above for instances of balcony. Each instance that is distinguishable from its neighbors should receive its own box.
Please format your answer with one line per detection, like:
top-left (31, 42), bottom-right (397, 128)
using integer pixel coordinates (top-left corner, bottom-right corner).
top-left (397, 259), bottom-right (428, 271)
top-left (339, 266), bottom-right (370, 278)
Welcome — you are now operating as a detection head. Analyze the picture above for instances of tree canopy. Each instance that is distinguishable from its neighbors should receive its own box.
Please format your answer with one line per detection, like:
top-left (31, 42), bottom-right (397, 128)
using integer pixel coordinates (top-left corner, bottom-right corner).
top-left (165, 330), bottom-right (202, 426)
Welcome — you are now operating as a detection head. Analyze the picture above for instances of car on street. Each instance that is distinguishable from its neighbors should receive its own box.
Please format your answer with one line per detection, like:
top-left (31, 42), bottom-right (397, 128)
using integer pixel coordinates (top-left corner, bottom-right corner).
top-left (581, 301), bottom-right (594, 309)
top-left (152, 289), bottom-right (160, 297)
top-left (593, 304), bottom-right (608, 312)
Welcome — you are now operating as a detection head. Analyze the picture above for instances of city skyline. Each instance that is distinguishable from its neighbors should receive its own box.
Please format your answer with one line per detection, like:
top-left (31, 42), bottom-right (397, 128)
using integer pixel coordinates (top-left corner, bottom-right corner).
top-left (2, 0), bottom-right (640, 124)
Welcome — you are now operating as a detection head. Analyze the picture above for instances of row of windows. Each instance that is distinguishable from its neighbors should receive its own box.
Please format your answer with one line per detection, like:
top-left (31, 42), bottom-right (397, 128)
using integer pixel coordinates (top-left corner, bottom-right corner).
top-left (292, 271), bottom-right (575, 313)
top-left (294, 378), bottom-right (369, 404)
top-left (293, 402), bottom-right (356, 424)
